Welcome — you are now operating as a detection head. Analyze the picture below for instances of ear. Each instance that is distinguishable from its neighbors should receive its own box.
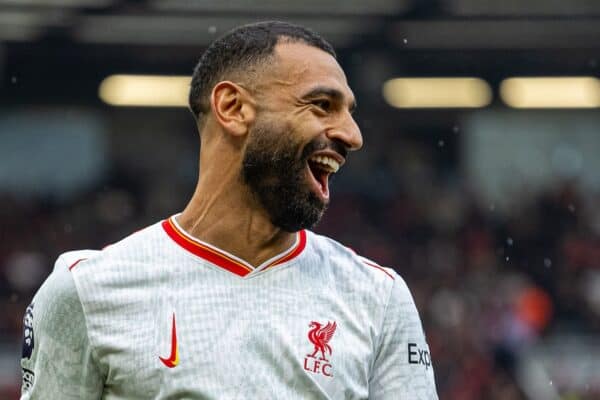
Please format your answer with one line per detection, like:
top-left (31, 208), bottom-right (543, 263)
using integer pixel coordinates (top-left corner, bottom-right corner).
top-left (210, 81), bottom-right (256, 137)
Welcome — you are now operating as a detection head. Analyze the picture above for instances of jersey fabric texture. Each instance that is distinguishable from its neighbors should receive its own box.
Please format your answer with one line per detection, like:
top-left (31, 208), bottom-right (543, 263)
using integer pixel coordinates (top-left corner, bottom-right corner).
top-left (20, 216), bottom-right (438, 399)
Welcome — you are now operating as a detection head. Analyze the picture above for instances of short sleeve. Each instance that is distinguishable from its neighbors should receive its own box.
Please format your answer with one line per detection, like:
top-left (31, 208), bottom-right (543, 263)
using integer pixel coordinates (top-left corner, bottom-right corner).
top-left (20, 256), bottom-right (104, 399)
top-left (369, 274), bottom-right (438, 400)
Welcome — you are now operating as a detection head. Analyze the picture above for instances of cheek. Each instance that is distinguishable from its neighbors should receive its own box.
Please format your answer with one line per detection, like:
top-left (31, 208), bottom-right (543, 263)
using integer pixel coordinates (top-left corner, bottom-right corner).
top-left (290, 111), bottom-right (326, 140)
top-left (248, 117), bottom-right (302, 161)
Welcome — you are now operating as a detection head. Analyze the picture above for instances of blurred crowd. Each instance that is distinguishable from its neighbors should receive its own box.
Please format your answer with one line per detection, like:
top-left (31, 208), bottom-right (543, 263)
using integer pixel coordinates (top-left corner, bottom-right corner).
top-left (1, 135), bottom-right (599, 400)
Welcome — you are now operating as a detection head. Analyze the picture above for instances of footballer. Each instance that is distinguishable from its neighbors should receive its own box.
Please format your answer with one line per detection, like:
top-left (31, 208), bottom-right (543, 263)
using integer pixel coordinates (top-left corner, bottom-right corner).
top-left (20, 21), bottom-right (438, 399)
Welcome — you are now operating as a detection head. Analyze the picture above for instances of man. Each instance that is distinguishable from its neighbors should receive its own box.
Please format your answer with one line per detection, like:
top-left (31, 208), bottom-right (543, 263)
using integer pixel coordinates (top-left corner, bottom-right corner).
top-left (21, 21), bottom-right (438, 399)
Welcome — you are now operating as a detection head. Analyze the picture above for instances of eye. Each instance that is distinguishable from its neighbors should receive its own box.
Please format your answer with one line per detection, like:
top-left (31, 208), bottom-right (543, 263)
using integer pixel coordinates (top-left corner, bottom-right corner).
top-left (312, 99), bottom-right (332, 112)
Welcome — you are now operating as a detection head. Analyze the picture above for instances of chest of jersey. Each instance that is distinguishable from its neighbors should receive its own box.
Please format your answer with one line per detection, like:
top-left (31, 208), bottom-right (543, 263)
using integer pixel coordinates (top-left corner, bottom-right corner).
top-left (95, 260), bottom-right (380, 399)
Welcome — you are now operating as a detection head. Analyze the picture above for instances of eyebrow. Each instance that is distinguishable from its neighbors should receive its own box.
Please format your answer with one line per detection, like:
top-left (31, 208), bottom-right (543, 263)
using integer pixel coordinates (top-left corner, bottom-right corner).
top-left (302, 86), bottom-right (357, 113)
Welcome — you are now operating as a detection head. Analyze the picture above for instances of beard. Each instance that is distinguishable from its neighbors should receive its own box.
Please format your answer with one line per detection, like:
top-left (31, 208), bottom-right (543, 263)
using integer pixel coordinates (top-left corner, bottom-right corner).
top-left (241, 119), bottom-right (330, 233)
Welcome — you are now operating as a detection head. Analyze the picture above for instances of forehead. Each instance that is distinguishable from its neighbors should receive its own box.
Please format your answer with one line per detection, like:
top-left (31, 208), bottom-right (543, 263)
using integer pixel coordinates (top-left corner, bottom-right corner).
top-left (263, 41), bottom-right (354, 101)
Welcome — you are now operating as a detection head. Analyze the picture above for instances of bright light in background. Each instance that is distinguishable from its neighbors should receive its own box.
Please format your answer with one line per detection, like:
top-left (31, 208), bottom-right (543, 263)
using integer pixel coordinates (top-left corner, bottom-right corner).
top-left (500, 77), bottom-right (600, 108)
top-left (382, 77), bottom-right (492, 108)
top-left (99, 75), bottom-right (191, 107)
top-left (0, 0), bottom-right (113, 5)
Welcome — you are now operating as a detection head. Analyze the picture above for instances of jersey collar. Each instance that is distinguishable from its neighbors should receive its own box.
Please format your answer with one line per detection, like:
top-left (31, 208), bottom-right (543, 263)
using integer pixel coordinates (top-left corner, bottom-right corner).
top-left (162, 216), bottom-right (307, 277)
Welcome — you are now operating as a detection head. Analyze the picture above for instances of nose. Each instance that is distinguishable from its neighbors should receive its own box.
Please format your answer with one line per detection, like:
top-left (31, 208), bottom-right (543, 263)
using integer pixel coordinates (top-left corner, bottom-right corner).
top-left (325, 114), bottom-right (363, 152)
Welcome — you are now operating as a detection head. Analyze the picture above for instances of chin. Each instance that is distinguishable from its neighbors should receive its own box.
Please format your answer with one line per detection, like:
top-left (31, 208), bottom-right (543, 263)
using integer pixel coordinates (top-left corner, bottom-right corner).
top-left (271, 195), bottom-right (327, 232)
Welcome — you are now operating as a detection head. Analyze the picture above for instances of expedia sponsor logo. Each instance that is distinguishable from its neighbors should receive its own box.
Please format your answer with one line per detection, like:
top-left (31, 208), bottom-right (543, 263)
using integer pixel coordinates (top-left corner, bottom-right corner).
top-left (22, 303), bottom-right (34, 359)
top-left (22, 367), bottom-right (35, 391)
top-left (408, 342), bottom-right (431, 370)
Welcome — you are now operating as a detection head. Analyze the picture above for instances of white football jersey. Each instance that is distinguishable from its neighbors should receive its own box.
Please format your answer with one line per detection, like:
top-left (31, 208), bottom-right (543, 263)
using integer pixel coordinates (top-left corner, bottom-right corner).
top-left (20, 216), bottom-right (438, 399)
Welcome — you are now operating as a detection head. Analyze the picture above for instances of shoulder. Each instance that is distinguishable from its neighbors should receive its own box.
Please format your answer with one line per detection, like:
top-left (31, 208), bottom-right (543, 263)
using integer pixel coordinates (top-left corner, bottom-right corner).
top-left (26, 250), bottom-right (91, 357)
top-left (22, 251), bottom-right (105, 397)
top-left (305, 230), bottom-right (399, 287)
top-left (29, 250), bottom-right (99, 330)
top-left (68, 220), bottom-right (164, 275)
top-left (35, 250), bottom-right (95, 307)
top-left (62, 221), bottom-right (167, 317)
top-left (64, 221), bottom-right (171, 314)
top-left (56, 249), bottom-right (102, 272)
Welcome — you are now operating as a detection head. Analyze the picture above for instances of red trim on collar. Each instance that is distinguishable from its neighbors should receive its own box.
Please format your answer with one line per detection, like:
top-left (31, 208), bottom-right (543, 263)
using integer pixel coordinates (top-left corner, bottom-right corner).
top-left (161, 217), bottom-right (306, 277)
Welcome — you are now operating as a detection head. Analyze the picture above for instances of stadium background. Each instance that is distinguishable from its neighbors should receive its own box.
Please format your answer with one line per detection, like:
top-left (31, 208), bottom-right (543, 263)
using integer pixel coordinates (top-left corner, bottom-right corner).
top-left (1, 1), bottom-right (599, 399)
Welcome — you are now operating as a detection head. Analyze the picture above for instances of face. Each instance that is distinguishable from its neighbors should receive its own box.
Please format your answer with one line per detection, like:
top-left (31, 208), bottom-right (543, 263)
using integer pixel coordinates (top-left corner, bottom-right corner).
top-left (241, 41), bottom-right (363, 232)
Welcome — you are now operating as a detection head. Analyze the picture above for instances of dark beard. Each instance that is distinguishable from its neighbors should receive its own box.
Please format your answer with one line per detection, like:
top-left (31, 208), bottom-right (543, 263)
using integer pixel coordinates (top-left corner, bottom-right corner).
top-left (241, 122), bottom-right (328, 233)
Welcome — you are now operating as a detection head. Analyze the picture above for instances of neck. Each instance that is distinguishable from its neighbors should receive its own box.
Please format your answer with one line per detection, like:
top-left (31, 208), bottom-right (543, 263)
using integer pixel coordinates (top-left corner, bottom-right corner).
top-left (177, 170), bottom-right (296, 268)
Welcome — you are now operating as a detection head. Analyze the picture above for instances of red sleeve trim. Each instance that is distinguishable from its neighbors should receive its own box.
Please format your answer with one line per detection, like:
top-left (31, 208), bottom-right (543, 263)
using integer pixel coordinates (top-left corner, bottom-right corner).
top-left (362, 260), bottom-right (395, 280)
top-left (68, 258), bottom-right (87, 271)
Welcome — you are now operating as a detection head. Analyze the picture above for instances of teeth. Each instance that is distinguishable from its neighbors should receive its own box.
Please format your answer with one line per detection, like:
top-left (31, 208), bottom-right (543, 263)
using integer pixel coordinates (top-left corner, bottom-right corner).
top-left (309, 155), bottom-right (340, 173)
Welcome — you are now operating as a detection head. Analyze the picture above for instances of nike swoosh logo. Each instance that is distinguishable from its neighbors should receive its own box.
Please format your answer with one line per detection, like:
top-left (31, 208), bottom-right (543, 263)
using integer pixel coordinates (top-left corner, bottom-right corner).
top-left (159, 313), bottom-right (179, 368)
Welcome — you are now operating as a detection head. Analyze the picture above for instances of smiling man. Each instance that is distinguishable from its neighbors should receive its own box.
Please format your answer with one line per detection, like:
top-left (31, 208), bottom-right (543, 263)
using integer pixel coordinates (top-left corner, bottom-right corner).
top-left (21, 21), bottom-right (438, 399)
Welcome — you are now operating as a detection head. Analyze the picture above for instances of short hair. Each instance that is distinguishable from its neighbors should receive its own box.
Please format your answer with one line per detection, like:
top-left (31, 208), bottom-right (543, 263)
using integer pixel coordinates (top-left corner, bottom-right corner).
top-left (188, 21), bottom-right (336, 123)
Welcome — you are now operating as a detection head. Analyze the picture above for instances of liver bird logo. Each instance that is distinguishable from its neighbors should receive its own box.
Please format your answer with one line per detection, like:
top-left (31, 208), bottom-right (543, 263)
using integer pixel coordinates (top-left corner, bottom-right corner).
top-left (307, 321), bottom-right (337, 362)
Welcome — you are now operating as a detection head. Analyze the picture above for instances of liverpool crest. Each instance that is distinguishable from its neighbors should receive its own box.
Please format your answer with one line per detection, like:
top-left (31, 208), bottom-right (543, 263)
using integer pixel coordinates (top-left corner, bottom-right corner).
top-left (304, 321), bottom-right (336, 377)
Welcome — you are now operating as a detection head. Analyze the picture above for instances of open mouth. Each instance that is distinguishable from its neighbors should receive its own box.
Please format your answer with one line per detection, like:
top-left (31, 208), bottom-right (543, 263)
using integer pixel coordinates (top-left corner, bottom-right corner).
top-left (306, 155), bottom-right (340, 201)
